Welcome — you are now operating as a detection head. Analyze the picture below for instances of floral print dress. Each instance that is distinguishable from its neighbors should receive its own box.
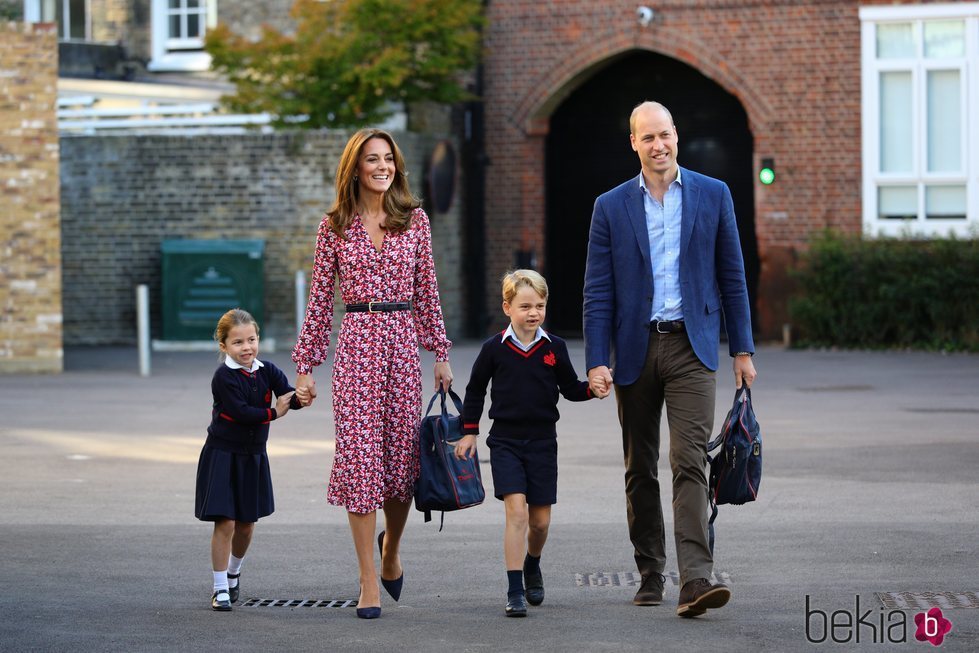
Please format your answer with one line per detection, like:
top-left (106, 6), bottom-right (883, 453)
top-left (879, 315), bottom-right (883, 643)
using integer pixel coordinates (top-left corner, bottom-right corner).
top-left (293, 208), bottom-right (451, 514)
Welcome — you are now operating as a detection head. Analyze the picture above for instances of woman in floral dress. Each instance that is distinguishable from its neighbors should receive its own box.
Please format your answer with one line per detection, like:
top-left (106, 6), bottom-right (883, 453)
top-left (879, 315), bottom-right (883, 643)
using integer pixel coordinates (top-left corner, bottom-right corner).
top-left (293, 129), bottom-right (453, 619)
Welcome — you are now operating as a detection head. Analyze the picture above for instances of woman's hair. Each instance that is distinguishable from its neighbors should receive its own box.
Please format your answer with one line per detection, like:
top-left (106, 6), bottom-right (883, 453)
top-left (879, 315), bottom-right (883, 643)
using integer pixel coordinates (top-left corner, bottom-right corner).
top-left (327, 128), bottom-right (421, 238)
top-left (501, 269), bottom-right (549, 304)
top-left (214, 308), bottom-right (259, 358)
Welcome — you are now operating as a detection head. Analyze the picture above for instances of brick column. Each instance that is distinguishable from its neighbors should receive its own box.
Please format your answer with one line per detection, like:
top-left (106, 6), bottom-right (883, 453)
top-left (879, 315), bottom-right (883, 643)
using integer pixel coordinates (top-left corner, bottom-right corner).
top-left (0, 22), bottom-right (62, 373)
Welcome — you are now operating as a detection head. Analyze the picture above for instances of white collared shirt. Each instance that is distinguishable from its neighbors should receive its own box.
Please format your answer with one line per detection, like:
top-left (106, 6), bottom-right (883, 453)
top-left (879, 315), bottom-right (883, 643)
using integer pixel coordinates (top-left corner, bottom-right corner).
top-left (501, 324), bottom-right (551, 352)
top-left (224, 357), bottom-right (265, 373)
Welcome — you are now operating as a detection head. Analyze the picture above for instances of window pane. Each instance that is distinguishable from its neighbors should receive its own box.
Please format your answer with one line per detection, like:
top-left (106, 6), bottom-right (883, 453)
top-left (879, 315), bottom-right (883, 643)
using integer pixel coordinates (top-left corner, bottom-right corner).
top-left (169, 0), bottom-right (181, 9)
top-left (40, 0), bottom-right (57, 21)
top-left (169, 15), bottom-right (180, 38)
top-left (880, 72), bottom-right (912, 173)
top-left (925, 186), bottom-right (966, 220)
top-left (924, 20), bottom-right (965, 58)
top-left (54, 0), bottom-right (64, 38)
top-left (188, 0), bottom-right (201, 8)
top-left (69, 0), bottom-right (86, 39)
top-left (927, 70), bottom-right (960, 173)
top-left (187, 14), bottom-right (200, 38)
top-left (879, 187), bottom-right (917, 220)
top-left (877, 23), bottom-right (914, 59)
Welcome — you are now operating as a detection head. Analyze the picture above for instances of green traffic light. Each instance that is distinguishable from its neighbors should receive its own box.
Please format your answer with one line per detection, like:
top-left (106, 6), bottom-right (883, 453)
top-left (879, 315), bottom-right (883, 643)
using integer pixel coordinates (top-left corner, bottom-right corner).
top-left (759, 157), bottom-right (776, 185)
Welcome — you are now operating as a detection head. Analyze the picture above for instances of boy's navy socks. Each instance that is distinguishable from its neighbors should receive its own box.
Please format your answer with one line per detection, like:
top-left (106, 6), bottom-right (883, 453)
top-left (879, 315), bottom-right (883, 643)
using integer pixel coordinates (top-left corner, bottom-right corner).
top-left (507, 569), bottom-right (524, 596)
top-left (523, 553), bottom-right (541, 575)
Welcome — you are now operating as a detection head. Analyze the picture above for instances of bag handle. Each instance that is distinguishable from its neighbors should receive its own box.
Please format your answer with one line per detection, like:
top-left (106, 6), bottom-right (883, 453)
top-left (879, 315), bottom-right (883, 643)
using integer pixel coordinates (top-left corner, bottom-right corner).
top-left (423, 388), bottom-right (464, 446)
top-left (707, 386), bottom-right (750, 452)
top-left (424, 387), bottom-right (463, 418)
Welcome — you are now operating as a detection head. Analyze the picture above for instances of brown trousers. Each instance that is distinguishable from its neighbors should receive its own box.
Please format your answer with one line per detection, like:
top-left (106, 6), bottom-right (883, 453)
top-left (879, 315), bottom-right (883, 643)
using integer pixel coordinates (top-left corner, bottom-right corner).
top-left (614, 330), bottom-right (716, 586)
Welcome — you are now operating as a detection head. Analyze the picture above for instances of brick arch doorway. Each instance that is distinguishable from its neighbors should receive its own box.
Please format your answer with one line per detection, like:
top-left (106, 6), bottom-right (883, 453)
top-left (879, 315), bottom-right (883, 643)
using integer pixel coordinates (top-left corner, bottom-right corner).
top-left (544, 50), bottom-right (758, 336)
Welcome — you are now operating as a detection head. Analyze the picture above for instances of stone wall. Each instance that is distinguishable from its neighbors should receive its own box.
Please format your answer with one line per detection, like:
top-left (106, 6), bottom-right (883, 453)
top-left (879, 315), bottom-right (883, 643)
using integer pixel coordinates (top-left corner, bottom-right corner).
top-left (215, 0), bottom-right (297, 39)
top-left (0, 22), bottom-right (62, 373)
top-left (59, 130), bottom-right (466, 348)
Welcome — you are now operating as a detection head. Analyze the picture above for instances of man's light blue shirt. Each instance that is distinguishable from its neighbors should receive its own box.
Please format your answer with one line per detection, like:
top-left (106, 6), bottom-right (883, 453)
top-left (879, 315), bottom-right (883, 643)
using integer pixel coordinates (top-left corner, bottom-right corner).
top-left (640, 168), bottom-right (684, 322)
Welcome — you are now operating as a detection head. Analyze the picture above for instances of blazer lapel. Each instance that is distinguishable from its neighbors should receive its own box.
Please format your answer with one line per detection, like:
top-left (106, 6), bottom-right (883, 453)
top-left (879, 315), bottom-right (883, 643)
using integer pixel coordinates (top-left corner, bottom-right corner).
top-left (624, 175), bottom-right (652, 273)
top-left (680, 167), bottom-right (700, 256)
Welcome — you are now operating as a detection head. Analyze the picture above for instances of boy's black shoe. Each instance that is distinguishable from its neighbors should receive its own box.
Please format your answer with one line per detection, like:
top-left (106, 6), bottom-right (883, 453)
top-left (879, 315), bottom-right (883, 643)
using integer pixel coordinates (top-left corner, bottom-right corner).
top-left (633, 573), bottom-right (666, 606)
top-left (524, 568), bottom-right (544, 606)
top-left (505, 592), bottom-right (528, 617)
top-left (211, 589), bottom-right (232, 611)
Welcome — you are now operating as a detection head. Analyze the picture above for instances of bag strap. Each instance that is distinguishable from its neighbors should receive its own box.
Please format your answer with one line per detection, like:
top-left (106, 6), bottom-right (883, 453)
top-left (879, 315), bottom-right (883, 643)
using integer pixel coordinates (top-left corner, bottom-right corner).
top-left (708, 496), bottom-right (718, 554)
top-left (432, 388), bottom-right (464, 445)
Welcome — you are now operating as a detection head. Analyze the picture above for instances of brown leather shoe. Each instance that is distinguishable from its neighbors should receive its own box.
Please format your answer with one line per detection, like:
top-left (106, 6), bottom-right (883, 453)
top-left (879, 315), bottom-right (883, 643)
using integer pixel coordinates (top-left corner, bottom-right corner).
top-left (676, 578), bottom-right (731, 618)
top-left (633, 573), bottom-right (666, 606)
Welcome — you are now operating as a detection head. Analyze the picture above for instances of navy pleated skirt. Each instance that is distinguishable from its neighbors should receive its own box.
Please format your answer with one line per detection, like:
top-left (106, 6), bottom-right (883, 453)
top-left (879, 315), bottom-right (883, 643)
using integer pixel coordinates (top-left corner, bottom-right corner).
top-left (194, 445), bottom-right (274, 523)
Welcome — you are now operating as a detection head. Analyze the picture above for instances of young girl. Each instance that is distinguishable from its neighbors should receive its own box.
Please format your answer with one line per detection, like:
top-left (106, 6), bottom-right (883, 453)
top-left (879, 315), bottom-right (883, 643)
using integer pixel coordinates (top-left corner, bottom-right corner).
top-left (194, 308), bottom-right (302, 611)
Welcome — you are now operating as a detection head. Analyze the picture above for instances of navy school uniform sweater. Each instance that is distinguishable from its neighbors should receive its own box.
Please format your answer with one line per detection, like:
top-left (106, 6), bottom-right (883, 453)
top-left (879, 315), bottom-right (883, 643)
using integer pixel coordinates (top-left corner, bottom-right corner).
top-left (205, 361), bottom-right (302, 455)
top-left (462, 331), bottom-right (593, 440)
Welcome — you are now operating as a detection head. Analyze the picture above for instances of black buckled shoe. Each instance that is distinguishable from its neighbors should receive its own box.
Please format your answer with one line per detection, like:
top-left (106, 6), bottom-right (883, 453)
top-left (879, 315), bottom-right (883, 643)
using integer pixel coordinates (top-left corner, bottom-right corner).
top-left (524, 567), bottom-right (544, 606)
top-left (211, 589), bottom-right (232, 611)
top-left (505, 592), bottom-right (528, 617)
top-left (227, 573), bottom-right (240, 603)
top-left (633, 573), bottom-right (666, 606)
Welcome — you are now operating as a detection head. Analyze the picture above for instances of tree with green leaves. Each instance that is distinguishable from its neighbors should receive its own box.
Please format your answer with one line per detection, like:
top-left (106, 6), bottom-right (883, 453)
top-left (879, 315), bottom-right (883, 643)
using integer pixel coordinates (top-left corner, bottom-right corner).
top-left (205, 0), bottom-right (484, 128)
top-left (0, 1), bottom-right (23, 20)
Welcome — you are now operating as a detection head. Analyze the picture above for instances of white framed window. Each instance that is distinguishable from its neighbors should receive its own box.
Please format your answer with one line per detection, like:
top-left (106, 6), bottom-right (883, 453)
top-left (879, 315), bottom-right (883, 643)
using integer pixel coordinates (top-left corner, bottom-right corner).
top-left (147, 0), bottom-right (217, 72)
top-left (860, 4), bottom-right (979, 237)
top-left (23, 0), bottom-right (90, 40)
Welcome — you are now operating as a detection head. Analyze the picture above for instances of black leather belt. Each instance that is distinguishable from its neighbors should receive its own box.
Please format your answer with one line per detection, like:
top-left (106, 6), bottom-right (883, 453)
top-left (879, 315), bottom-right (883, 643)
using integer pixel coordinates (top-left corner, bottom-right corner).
top-left (651, 319), bottom-right (685, 333)
top-left (345, 302), bottom-right (412, 313)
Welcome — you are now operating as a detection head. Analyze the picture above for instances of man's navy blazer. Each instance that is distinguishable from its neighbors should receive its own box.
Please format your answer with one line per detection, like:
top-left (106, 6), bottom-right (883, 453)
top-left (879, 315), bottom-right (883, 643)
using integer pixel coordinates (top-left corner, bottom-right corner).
top-left (583, 167), bottom-right (754, 386)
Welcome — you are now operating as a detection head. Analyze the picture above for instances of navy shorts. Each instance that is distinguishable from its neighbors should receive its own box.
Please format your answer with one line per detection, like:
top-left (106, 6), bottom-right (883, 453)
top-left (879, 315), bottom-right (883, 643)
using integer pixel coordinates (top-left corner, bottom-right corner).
top-left (486, 435), bottom-right (558, 505)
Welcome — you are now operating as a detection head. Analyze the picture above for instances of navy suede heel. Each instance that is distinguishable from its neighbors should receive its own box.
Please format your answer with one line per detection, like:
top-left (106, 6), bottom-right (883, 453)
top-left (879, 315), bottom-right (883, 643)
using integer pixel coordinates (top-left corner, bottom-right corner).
top-left (377, 530), bottom-right (404, 602)
top-left (356, 606), bottom-right (381, 619)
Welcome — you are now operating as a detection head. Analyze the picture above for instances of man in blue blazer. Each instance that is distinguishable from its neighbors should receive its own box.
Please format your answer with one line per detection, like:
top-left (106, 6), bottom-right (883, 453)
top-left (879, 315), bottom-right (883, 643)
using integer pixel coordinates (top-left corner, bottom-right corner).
top-left (583, 101), bottom-right (756, 618)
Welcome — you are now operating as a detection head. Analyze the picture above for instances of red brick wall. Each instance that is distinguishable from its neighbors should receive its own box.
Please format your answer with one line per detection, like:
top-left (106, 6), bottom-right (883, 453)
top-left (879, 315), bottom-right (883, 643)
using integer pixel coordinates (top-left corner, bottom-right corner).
top-left (482, 0), bottom-right (947, 338)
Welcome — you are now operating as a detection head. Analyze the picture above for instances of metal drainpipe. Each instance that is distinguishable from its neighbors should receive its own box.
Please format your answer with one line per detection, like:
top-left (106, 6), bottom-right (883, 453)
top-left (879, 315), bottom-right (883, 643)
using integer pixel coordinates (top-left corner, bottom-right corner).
top-left (461, 11), bottom-right (489, 337)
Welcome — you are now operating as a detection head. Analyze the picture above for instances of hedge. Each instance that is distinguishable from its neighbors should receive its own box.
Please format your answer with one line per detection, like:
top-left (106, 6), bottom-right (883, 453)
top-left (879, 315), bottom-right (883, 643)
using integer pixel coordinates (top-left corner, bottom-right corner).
top-left (789, 231), bottom-right (979, 351)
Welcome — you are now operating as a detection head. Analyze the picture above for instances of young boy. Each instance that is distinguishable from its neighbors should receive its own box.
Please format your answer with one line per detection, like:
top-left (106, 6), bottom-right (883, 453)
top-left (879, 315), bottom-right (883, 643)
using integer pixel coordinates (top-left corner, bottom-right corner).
top-left (454, 269), bottom-right (597, 617)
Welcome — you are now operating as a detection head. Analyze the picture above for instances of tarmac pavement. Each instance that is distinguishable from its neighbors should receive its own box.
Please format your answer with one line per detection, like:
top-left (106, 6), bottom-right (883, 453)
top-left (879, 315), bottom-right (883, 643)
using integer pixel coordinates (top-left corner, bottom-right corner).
top-left (1, 341), bottom-right (977, 652)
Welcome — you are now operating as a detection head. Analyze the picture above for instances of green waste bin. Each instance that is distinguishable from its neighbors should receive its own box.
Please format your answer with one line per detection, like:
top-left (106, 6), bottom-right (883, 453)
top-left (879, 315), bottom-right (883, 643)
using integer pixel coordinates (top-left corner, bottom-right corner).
top-left (161, 239), bottom-right (265, 341)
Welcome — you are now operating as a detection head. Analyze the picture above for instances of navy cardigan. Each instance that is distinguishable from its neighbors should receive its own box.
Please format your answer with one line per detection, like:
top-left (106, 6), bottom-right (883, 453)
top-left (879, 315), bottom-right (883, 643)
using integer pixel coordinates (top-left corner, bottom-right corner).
top-left (462, 332), bottom-right (592, 440)
top-left (204, 361), bottom-right (301, 454)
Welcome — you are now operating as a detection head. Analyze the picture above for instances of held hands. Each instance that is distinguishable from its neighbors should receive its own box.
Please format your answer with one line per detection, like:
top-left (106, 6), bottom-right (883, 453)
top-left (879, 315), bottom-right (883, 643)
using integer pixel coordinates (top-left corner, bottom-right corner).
top-left (434, 361), bottom-right (453, 393)
top-left (734, 354), bottom-right (757, 389)
top-left (276, 391), bottom-right (296, 417)
top-left (295, 373), bottom-right (317, 406)
top-left (453, 434), bottom-right (478, 460)
top-left (588, 366), bottom-right (614, 399)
